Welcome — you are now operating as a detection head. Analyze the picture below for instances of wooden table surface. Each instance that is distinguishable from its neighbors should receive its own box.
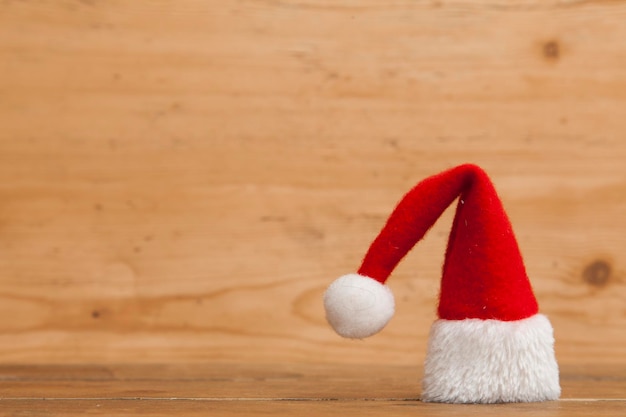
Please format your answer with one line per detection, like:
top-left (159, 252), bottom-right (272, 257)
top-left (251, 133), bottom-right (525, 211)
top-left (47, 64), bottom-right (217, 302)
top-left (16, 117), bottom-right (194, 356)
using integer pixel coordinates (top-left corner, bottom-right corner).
top-left (0, 363), bottom-right (624, 416)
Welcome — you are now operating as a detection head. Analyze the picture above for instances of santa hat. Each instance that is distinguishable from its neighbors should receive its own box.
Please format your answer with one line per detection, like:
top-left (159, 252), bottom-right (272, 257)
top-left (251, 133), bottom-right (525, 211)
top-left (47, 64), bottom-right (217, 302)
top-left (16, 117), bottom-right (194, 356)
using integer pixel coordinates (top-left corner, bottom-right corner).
top-left (323, 164), bottom-right (560, 403)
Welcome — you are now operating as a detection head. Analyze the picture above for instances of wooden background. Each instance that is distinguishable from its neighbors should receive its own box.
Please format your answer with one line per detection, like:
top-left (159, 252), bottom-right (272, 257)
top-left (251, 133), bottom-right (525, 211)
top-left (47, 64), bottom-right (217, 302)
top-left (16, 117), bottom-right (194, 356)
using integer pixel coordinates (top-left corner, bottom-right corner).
top-left (0, 0), bottom-right (624, 366)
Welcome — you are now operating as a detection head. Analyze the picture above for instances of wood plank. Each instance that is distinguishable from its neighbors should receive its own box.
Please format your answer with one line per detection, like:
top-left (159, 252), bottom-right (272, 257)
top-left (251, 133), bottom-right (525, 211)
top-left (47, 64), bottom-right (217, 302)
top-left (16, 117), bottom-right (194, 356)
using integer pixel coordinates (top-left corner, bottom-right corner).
top-left (0, 364), bottom-right (623, 400)
top-left (1, 399), bottom-right (625, 417)
top-left (0, 364), bottom-right (624, 416)
top-left (0, 0), bottom-right (625, 365)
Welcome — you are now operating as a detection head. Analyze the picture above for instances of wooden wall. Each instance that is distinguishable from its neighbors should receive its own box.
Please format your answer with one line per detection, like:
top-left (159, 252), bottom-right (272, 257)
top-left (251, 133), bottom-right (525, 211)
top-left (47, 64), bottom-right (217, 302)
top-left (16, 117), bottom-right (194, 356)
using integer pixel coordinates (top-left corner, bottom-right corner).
top-left (0, 1), bottom-right (624, 365)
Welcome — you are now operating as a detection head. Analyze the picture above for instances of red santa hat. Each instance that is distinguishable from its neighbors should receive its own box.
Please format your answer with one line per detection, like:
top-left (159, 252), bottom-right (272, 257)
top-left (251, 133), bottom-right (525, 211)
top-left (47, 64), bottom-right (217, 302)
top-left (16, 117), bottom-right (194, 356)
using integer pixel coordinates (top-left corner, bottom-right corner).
top-left (323, 164), bottom-right (560, 403)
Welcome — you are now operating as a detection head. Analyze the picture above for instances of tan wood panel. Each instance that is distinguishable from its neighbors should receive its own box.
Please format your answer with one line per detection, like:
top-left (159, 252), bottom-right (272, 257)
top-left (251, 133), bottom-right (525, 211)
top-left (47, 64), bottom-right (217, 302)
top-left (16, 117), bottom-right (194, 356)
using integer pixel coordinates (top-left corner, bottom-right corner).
top-left (0, 1), bottom-right (625, 364)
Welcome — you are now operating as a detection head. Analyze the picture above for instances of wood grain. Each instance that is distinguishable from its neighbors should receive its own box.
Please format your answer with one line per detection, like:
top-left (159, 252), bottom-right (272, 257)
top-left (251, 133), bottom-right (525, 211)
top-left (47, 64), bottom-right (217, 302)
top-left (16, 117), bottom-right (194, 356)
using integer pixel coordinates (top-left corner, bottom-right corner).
top-left (0, 364), bottom-right (624, 416)
top-left (0, 363), bottom-right (624, 400)
top-left (0, 1), bottom-right (625, 365)
top-left (4, 400), bottom-right (626, 417)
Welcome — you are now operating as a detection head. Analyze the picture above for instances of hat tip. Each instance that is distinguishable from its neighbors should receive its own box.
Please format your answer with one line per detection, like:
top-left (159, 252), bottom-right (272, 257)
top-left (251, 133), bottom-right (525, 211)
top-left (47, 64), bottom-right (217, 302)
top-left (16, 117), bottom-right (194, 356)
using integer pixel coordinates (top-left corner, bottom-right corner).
top-left (323, 273), bottom-right (395, 339)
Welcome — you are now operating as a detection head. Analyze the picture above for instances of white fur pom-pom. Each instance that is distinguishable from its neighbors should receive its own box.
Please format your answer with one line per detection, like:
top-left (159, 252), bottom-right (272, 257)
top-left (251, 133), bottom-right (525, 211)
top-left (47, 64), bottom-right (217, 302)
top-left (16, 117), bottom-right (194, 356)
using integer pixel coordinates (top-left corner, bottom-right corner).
top-left (323, 273), bottom-right (395, 339)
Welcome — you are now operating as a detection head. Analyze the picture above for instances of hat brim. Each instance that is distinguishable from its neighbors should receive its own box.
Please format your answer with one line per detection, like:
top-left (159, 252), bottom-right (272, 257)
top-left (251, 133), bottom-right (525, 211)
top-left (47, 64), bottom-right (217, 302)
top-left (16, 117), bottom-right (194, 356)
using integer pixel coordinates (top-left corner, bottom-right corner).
top-left (422, 314), bottom-right (560, 403)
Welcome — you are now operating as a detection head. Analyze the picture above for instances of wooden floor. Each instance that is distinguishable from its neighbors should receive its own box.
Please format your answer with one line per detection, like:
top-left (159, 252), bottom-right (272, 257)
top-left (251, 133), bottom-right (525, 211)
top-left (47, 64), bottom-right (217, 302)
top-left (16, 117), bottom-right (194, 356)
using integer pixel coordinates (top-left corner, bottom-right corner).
top-left (0, 363), bottom-right (623, 416)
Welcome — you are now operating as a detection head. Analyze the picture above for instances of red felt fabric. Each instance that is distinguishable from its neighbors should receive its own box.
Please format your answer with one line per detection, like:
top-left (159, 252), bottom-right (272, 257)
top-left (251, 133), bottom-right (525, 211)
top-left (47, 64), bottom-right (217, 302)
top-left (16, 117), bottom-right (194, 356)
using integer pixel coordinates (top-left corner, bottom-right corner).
top-left (357, 164), bottom-right (538, 321)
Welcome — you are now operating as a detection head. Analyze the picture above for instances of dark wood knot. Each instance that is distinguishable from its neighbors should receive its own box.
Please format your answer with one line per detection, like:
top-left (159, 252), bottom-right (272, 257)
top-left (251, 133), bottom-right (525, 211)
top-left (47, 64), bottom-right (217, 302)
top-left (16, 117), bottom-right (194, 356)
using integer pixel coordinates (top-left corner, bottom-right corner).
top-left (582, 260), bottom-right (612, 288)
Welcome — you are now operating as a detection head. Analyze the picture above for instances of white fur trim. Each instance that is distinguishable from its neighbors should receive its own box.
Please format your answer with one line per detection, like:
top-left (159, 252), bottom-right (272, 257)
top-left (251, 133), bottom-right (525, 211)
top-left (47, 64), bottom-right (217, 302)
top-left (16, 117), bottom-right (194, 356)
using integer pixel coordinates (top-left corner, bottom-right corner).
top-left (323, 273), bottom-right (395, 339)
top-left (422, 314), bottom-right (560, 403)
